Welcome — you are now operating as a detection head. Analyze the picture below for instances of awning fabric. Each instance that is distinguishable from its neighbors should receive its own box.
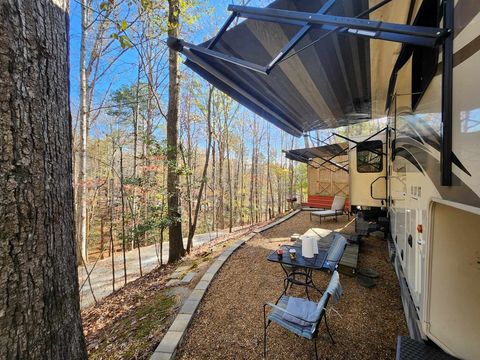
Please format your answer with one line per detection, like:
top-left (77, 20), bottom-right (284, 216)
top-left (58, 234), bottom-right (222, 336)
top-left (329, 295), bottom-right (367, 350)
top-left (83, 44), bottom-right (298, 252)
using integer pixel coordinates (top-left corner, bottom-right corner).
top-left (285, 142), bottom-right (348, 164)
top-left (181, 0), bottom-right (372, 136)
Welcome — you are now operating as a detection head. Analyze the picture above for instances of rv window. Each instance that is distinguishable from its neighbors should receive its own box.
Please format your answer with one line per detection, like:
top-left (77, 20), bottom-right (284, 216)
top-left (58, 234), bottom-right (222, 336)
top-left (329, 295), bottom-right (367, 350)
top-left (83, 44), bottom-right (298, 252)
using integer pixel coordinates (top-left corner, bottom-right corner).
top-left (357, 140), bottom-right (383, 173)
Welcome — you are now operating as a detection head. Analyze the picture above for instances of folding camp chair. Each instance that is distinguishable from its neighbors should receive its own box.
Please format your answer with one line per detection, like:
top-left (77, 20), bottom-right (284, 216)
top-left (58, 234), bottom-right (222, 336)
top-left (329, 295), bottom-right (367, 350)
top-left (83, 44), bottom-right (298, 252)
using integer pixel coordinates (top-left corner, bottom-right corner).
top-left (310, 196), bottom-right (346, 223)
top-left (322, 234), bottom-right (348, 272)
top-left (263, 271), bottom-right (343, 360)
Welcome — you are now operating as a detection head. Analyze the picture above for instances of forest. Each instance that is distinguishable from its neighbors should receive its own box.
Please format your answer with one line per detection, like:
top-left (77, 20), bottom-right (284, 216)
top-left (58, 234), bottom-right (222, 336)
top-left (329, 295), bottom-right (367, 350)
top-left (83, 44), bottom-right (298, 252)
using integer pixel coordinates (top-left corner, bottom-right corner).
top-left (72, 0), bottom-right (311, 268)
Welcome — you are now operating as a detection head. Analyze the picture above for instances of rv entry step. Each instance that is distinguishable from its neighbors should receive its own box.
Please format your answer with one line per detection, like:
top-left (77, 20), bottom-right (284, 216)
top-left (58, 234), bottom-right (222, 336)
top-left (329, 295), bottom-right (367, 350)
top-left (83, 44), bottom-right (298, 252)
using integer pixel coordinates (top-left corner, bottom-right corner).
top-left (396, 336), bottom-right (458, 360)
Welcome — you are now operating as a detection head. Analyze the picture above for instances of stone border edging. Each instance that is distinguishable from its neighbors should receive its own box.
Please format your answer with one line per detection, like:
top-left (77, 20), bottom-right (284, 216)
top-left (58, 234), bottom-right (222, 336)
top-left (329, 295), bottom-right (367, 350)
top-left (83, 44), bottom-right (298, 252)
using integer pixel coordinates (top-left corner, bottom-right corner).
top-left (253, 209), bottom-right (301, 233)
top-left (149, 210), bottom-right (300, 360)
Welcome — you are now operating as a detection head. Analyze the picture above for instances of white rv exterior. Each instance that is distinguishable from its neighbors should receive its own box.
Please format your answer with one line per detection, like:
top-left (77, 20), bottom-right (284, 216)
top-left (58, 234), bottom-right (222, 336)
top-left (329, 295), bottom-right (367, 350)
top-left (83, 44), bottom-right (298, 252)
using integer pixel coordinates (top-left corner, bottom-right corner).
top-left (347, 2), bottom-right (480, 358)
top-left (348, 134), bottom-right (387, 209)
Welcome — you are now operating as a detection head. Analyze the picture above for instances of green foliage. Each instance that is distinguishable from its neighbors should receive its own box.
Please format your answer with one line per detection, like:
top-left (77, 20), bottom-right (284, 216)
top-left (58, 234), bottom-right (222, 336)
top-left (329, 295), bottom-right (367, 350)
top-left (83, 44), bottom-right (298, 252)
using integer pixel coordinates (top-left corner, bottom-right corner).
top-left (110, 23), bottom-right (132, 49)
top-left (99, 1), bottom-right (112, 11)
top-left (139, 0), bottom-right (153, 11)
top-left (122, 176), bottom-right (142, 186)
top-left (89, 293), bottom-right (176, 360)
top-left (296, 163), bottom-right (308, 199)
top-left (107, 84), bottom-right (149, 124)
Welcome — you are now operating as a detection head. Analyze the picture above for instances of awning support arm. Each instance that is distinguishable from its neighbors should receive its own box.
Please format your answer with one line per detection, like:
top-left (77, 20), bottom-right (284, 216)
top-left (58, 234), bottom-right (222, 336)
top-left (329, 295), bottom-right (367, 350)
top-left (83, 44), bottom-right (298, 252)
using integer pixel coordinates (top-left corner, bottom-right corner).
top-left (316, 127), bottom-right (387, 168)
top-left (182, 40), bottom-right (269, 74)
top-left (272, 0), bottom-right (394, 67)
top-left (265, 0), bottom-right (337, 73)
top-left (441, 0), bottom-right (453, 186)
top-left (228, 4), bottom-right (449, 48)
top-left (311, 155), bottom-right (349, 173)
top-left (202, 0), bottom-right (389, 74)
top-left (287, 151), bottom-right (348, 173)
top-left (335, 127), bottom-right (388, 153)
top-left (316, 147), bottom-right (349, 169)
top-left (208, 12), bottom-right (237, 50)
top-left (333, 132), bottom-right (387, 157)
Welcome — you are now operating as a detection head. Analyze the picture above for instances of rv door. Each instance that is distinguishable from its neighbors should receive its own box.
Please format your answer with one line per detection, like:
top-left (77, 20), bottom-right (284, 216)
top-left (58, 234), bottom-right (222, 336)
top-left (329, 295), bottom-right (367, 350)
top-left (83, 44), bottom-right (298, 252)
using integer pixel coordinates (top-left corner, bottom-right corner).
top-left (349, 134), bottom-right (387, 208)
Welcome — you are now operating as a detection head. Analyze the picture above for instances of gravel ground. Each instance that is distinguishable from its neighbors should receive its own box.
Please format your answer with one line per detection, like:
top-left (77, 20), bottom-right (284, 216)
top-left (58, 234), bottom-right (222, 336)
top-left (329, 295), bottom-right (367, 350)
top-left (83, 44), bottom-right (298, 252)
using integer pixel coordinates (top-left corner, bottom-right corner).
top-left (177, 211), bottom-right (407, 360)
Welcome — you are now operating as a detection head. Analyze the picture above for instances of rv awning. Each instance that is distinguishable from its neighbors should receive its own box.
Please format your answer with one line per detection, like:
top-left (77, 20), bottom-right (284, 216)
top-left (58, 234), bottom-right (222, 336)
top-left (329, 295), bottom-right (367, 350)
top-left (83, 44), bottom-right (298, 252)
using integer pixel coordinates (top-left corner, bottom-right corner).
top-left (169, 0), bottom-right (448, 137)
top-left (285, 142), bottom-right (349, 172)
top-left (175, 0), bottom-right (373, 136)
top-left (286, 142), bottom-right (348, 162)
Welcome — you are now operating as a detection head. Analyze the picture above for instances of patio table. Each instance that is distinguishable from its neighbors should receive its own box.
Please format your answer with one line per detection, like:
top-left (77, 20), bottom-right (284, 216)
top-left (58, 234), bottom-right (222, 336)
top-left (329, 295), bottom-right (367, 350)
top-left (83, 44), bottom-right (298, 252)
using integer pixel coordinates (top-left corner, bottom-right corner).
top-left (267, 245), bottom-right (327, 302)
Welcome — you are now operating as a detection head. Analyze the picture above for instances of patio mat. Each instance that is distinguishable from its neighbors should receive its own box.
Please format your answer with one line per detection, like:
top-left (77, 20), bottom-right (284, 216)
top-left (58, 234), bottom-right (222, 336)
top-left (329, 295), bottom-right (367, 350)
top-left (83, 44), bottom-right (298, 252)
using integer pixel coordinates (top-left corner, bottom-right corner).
top-left (356, 274), bottom-right (376, 288)
top-left (358, 268), bottom-right (379, 278)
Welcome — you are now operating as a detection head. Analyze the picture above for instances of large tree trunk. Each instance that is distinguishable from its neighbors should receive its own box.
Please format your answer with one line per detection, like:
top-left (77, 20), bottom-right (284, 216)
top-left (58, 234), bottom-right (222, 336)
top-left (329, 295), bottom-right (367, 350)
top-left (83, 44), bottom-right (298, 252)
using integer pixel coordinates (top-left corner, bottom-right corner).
top-left (0, 0), bottom-right (87, 358)
top-left (167, 0), bottom-right (184, 263)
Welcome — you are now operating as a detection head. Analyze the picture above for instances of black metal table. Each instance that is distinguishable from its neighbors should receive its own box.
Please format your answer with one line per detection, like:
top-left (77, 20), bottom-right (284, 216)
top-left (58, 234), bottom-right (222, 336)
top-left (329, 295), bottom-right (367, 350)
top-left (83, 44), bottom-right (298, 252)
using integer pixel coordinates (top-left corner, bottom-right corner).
top-left (267, 245), bottom-right (327, 301)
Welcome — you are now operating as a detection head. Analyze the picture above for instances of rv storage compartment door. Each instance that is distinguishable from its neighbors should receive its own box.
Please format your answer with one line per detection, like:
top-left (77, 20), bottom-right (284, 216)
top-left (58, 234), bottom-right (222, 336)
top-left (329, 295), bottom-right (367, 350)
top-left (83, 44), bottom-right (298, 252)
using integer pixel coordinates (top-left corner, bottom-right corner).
top-left (427, 202), bottom-right (480, 359)
top-left (349, 138), bottom-right (387, 208)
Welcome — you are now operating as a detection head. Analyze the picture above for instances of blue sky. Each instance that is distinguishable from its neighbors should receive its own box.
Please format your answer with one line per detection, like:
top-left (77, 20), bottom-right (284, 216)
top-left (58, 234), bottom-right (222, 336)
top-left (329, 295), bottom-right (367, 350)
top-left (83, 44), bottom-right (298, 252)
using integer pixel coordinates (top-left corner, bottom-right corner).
top-left (68, 0), bottom-right (304, 154)
top-left (69, 0), bottom-right (260, 110)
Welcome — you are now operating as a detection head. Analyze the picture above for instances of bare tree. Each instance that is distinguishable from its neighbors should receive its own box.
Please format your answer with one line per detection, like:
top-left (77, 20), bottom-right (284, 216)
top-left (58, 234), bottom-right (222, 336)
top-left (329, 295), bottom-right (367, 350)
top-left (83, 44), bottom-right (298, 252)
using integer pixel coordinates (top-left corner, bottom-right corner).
top-left (185, 86), bottom-right (214, 252)
top-left (77, 0), bottom-right (128, 264)
top-left (78, 0), bottom-right (89, 263)
top-left (119, 147), bottom-right (128, 285)
top-left (167, 0), bottom-right (185, 262)
top-left (109, 178), bottom-right (116, 291)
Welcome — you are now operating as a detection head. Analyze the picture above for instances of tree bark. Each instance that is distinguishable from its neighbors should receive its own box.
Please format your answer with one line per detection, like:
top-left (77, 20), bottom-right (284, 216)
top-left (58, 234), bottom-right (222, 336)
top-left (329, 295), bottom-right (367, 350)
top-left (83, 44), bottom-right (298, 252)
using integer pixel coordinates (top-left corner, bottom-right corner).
top-left (0, 0), bottom-right (87, 357)
top-left (167, 0), bottom-right (184, 263)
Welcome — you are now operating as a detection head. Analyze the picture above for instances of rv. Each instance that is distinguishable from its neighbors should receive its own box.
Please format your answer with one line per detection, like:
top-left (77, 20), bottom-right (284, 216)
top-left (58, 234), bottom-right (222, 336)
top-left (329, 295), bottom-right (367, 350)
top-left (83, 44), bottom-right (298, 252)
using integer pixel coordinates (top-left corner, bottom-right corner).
top-left (169, 0), bottom-right (480, 358)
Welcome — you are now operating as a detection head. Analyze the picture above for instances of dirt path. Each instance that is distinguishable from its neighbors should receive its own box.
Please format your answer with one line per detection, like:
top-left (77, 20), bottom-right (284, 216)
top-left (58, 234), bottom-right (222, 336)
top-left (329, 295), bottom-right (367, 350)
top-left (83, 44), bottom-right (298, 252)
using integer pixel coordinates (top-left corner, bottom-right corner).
top-left (78, 227), bottom-right (247, 308)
